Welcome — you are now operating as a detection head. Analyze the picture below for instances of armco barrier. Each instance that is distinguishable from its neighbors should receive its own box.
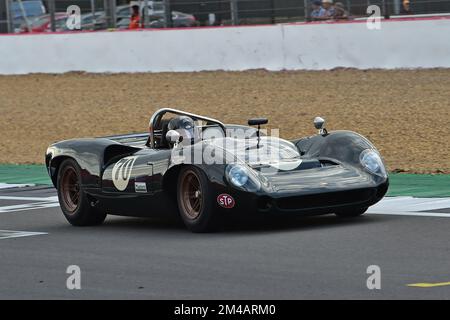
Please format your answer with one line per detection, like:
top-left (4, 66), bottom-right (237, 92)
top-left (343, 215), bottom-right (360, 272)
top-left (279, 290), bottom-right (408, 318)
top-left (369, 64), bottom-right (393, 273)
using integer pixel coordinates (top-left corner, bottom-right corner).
top-left (0, 17), bottom-right (449, 74)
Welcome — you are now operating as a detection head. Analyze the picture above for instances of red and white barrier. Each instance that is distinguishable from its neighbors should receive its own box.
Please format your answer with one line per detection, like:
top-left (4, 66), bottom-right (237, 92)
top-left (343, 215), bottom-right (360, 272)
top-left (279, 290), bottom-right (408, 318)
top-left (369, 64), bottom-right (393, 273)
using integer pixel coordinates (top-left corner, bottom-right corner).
top-left (0, 16), bottom-right (449, 74)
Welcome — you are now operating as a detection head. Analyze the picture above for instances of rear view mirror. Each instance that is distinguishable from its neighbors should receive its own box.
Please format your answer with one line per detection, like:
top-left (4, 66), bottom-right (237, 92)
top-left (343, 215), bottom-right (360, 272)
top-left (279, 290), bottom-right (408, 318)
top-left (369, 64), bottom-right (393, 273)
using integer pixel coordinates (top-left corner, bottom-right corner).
top-left (313, 117), bottom-right (327, 135)
top-left (248, 118), bottom-right (268, 126)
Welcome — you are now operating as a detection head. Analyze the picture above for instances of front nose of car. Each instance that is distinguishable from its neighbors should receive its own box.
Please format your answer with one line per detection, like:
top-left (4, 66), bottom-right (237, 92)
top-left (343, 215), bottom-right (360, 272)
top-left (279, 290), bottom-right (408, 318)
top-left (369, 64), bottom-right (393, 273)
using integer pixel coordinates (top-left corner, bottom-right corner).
top-left (259, 165), bottom-right (374, 195)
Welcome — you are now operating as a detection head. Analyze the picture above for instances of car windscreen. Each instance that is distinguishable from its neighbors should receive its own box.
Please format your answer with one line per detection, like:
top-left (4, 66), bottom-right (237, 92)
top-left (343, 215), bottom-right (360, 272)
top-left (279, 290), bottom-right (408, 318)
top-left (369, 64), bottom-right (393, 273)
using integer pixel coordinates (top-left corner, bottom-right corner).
top-left (208, 137), bottom-right (301, 165)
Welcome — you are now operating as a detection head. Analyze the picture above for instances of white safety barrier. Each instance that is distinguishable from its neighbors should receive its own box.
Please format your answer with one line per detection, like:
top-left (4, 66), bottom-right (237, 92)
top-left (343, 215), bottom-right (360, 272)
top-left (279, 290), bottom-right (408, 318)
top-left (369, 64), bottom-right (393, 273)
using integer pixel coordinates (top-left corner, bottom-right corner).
top-left (0, 17), bottom-right (449, 74)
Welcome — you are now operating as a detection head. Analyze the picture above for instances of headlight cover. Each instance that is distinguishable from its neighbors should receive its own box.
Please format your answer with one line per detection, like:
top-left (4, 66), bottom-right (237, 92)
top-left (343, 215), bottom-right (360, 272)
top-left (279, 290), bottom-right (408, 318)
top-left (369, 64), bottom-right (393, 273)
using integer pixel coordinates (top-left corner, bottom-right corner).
top-left (228, 165), bottom-right (248, 187)
top-left (226, 164), bottom-right (261, 192)
top-left (360, 149), bottom-right (387, 178)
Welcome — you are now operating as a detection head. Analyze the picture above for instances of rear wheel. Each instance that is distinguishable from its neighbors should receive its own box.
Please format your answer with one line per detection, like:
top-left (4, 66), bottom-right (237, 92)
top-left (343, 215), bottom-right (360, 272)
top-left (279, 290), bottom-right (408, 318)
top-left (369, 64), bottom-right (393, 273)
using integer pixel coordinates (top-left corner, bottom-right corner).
top-left (335, 207), bottom-right (368, 218)
top-left (57, 159), bottom-right (106, 226)
top-left (177, 166), bottom-right (218, 233)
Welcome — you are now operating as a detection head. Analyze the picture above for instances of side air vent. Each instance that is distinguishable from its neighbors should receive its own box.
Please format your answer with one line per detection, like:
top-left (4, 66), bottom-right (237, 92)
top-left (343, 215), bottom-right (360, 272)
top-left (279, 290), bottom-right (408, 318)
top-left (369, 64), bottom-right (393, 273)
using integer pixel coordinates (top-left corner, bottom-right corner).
top-left (103, 145), bottom-right (139, 166)
top-left (320, 160), bottom-right (339, 167)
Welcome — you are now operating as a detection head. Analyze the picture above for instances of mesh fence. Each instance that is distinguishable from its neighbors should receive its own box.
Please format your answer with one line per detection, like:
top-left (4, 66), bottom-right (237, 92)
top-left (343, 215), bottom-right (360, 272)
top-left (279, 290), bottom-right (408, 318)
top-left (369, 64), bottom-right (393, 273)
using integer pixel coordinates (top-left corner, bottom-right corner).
top-left (1, 0), bottom-right (450, 33)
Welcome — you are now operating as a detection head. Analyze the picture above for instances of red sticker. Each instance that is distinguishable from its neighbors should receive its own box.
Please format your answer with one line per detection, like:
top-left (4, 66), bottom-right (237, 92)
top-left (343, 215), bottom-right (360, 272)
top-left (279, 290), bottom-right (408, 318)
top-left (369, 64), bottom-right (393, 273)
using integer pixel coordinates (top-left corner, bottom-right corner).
top-left (217, 194), bottom-right (235, 209)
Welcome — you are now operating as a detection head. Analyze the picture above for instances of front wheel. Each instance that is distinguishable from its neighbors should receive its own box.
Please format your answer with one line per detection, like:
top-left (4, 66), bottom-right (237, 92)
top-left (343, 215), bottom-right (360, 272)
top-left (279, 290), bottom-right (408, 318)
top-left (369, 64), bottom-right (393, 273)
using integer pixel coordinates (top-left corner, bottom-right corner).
top-left (334, 207), bottom-right (368, 218)
top-left (57, 159), bottom-right (106, 226)
top-left (177, 166), bottom-right (219, 233)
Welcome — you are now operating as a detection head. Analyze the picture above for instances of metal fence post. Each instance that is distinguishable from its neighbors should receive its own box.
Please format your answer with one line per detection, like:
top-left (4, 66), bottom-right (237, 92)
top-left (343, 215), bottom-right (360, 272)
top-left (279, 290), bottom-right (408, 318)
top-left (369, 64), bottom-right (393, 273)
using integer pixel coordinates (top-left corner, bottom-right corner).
top-left (143, 0), bottom-right (149, 28)
top-left (90, 0), bottom-right (96, 27)
top-left (393, 0), bottom-right (400, 15)
top-left (270, 0), bottom-right (275, 24)
top-left (5, 0), bottom-right (12, 33)
top-left (103, 0), bottom-right (109, 27)
top-left (346, 0), bottom-right (351, 16)
top-left (103, 0), bottom-right (116, 28)
top-left (110, 0), bottom-right (116, 28)
top-left (304, 0), bottom-right (309, 21)
top-left (90, 0), bottom-right (96, 17)
top-left (163, 0), bottom-right (172, 28)
top-left (48, 0), bottom-right (56, 32)
top-left (382, 0), bottom-right (389, 18)
top-left (230, 0), bottom-right (239, 25)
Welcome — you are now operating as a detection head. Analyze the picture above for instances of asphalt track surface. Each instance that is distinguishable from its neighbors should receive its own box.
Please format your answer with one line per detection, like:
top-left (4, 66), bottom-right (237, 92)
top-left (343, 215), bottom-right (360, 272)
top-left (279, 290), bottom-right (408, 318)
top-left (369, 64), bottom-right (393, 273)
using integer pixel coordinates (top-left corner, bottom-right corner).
top-left (1, 186), bottom-right (450, 300)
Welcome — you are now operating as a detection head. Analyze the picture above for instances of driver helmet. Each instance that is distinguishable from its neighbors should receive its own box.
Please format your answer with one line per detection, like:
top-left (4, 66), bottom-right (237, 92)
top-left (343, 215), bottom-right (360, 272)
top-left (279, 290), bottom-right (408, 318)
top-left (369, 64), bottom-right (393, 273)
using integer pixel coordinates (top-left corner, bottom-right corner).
top-left (167, 116), bottom-right (198, 144)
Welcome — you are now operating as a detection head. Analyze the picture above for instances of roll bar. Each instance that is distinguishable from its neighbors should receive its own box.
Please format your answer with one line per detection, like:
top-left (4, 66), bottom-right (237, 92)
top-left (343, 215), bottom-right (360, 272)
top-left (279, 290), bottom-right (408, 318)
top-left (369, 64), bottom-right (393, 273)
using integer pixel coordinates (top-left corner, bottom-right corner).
top-left (147, 108), bottom-right (227, 148)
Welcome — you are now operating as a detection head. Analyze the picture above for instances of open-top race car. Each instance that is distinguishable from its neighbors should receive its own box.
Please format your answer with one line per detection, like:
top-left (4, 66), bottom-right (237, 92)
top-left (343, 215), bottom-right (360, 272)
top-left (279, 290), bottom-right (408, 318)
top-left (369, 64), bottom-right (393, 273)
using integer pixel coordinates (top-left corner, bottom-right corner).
top-left (46, 108), bottom-right (389, 232)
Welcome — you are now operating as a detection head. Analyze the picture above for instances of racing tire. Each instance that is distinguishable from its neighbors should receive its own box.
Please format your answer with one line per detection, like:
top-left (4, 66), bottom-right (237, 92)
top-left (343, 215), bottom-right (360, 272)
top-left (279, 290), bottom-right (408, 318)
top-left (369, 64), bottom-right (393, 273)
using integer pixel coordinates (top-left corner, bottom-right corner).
top-left (57, 159), bottom-right (107, 226)
top-left (177, 166), bottom-right (219, 233)
top-left (334, 207), bottom-right (368, 218)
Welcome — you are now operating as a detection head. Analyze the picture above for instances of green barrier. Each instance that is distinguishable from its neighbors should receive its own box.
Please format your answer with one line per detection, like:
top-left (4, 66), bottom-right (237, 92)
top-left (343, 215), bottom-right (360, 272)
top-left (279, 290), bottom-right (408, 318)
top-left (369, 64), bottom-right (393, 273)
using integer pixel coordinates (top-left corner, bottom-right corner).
top-left (0, 164), bottom-right (449, 197)
top-left (0, 164), bottom-right (52, 185)
top-left (387, 174), bottom-right (450, 198)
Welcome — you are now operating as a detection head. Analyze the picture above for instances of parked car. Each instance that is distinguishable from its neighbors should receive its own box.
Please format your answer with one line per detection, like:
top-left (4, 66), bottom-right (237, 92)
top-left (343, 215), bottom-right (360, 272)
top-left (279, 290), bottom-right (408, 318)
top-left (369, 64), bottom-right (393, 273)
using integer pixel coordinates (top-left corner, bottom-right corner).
top-left (53, 12), bottom-right (107, 31)
top-left (116, 17), bottom-right (131, 29)
top-left (116, 3), bottom-right (197, 28)
top-left (10, 0), bottom-right (46, 32)
top-left (10, 0), bottom-right (46, 19)
top-left (19, 13), bottom-right (67, 33)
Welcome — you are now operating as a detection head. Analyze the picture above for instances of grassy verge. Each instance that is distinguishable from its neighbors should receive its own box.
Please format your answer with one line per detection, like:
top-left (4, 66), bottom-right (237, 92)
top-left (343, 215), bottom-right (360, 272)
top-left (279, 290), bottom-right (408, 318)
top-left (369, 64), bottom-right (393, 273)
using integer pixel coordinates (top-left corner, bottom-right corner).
top-left (0, 164), bottom-right (52, 185)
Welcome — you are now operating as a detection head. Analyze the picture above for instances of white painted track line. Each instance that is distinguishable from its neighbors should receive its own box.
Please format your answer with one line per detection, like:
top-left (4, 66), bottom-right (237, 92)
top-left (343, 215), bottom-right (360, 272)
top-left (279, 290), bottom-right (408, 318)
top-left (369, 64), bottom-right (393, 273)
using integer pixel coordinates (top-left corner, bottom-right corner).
top-left (0, 230), bottom-right (48, 240)
top-left (0, 183), bottom-right (35, 189)
top-left (0, 196), bottom-right (59, 213)
top-left (368, 197), bottom-right (450, 213)
top-left (0, 201), bottom-right (60, 213)
top-left (0, 196), bottom-right (58, 201)
top-left (368, 211), bottom-right (450, 218)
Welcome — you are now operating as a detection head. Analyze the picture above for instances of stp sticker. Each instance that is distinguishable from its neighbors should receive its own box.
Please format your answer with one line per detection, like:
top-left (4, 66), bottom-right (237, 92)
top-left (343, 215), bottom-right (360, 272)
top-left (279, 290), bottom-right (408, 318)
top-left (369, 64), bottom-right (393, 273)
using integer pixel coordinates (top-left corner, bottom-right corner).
top-left (217, 194), bottom-right (235, 209)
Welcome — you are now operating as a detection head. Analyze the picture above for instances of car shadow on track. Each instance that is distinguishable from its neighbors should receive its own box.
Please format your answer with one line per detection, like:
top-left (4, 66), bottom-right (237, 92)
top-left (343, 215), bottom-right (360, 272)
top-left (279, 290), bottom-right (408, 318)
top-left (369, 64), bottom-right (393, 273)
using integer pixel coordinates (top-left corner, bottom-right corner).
top-left (101, 213), bottom-right (384, 235)
top-left (221, 214), bottom-right (382, 234)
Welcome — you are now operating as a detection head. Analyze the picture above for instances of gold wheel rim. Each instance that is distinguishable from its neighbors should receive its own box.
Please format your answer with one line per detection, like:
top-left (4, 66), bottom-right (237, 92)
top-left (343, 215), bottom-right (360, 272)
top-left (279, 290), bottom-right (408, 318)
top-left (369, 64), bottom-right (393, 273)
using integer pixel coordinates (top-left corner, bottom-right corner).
top-left (180, 170), bottom-right (202, 220)
top-left (61, 167), bottom-right (80, 214)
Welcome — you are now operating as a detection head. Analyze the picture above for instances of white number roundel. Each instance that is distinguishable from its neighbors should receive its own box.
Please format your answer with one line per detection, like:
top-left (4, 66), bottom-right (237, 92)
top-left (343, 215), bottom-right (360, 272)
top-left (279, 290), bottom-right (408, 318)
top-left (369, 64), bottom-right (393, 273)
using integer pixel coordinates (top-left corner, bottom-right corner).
top-left (111, 156), bottom-right (137, 191)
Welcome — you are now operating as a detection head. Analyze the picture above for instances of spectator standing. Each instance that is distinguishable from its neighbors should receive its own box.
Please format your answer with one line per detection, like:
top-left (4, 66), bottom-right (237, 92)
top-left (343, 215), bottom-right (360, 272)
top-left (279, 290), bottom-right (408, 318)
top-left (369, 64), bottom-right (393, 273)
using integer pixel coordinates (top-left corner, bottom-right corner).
top-left (334, 2), bottom-right (349, 19)
top-left (322, 0), bottom-right (336, 19)
top-left (310, 0), bottom-right (326, 20)
top-left (400, 0), bottom-right (413, 15)
top-left (129, 4), bottom-right (140, 29)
